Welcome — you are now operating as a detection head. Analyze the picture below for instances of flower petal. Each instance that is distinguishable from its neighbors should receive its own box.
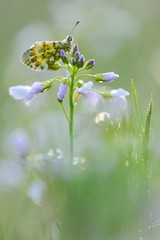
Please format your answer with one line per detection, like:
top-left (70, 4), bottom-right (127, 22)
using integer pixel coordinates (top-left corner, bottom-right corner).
top-left (9, 86), bottom-right (30, 100)
top-left (83, 91), bottom-right (101, 105)
top-left (30, 81), bottom-right (43, 94)
top-left (111, 88), bottom-right (129, 97)
top-left (78, 81), bottom-right (93, 95)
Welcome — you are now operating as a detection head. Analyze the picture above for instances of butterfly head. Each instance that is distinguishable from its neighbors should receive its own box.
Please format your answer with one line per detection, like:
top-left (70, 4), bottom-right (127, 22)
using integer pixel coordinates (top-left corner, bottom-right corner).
top-left (67, 35), bottom-right (73, 42)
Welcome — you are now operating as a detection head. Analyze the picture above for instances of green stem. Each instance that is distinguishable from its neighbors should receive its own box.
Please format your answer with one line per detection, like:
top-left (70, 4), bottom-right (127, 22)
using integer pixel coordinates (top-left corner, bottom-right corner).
top-left (60, 102), bottom-right (70, 123)
top-left (76, 67), bottom-right (86, 74)
top-left (74, 74), bottom-right (94, 83)
top-left (69, 74), bottom-right (74, 162)
top-left (61, 66), bottom-right (70, 71)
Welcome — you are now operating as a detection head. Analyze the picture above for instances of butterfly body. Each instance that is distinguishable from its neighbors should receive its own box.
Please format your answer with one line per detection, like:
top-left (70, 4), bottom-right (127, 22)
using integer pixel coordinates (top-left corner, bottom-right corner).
top-left (21, 36), bottom-right (73, 71)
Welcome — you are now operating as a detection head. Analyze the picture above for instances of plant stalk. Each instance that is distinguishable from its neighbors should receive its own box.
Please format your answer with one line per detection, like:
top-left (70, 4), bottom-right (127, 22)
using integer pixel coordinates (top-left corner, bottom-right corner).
top-left (69, 74), bottom-right (74, 162)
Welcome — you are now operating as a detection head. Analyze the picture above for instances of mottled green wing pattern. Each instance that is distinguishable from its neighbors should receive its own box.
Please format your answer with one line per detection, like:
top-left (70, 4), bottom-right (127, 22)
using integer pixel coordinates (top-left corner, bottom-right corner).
top-left (21, 36), bottom-right (72, 71)
top-left (21, 41), bottom-right (64, 71)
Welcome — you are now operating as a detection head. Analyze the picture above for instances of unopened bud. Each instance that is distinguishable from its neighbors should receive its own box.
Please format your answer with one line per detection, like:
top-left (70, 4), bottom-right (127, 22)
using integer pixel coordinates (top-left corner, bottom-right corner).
top-left (75, 51), bottom-right (80, 59)
top-left (76, 80), bottom-right (84, 88)
top-left (73, 44), bottom-right (78, 52)
top-left (78, 55), bottom-right (85, 68)
top-left (71, 57), bottom-right (76, 66)
top-left (94, 72), bottom-right (119, 82)
top-left (60, 49), bottom-right (69, 64)
top-left (84, 59), bottom-right (95, 70)
top-left (57, 84), bottom-right (68, 102)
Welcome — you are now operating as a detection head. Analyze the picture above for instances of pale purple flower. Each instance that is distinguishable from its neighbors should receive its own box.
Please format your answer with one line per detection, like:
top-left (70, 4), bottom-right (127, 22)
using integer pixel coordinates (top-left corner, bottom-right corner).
top-left (60, 49), bottom-right (66, 57)
top-left (26, 180), bottom-right (47, 206)
top-left (58, 84), bottom-right (68, 101)
top-left (83, 91), bottom-right (101, 105)
top-left (110, 88), bottom-right (129, 109)
top-left (78, 81), bottom-right (93, 95)
top-left (9, 81), bottom-right (43, 105)
top-left (78, 81), bottom-right (101, 104)
top-left (9, 86), bottom-right (31, 100)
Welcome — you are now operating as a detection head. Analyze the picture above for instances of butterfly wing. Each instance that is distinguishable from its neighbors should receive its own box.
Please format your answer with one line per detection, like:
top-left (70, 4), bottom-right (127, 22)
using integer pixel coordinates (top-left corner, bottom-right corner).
top-left (21, 41), bottom-right (61, 71)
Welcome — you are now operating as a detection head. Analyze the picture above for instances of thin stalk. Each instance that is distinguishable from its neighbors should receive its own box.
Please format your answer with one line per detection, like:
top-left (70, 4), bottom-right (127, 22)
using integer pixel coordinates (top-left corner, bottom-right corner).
top-left (61, 66), bottom-right (70, 71)
top-left (69, 74), bottom-right (74, 161)
top-left (74, 74), bottom-right (94, 83)
top-left (60, 102), bottom-right (70, 123)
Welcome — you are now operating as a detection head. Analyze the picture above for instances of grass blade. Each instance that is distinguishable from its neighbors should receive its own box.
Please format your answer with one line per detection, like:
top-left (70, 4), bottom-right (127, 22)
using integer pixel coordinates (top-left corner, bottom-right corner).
top-left (144, 96), bottom-right (152, 143)
top-left (131, 79), bottom-right (142, 130)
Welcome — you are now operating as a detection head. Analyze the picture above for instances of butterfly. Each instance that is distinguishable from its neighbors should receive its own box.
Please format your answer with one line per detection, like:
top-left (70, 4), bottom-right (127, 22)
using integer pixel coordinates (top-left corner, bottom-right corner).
top-left (21, 21), bottom-right (79, 71)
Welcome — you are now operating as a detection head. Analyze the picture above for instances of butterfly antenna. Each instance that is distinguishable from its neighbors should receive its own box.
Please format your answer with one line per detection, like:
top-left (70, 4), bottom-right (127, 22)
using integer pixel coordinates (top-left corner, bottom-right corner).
top-left (69, 21), bottom-right (80, 35)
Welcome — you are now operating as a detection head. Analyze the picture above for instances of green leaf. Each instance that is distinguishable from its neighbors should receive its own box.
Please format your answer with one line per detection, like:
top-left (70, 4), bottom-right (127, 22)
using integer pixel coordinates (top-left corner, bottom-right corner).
top-left (131, 79), bottom-right (142, 130)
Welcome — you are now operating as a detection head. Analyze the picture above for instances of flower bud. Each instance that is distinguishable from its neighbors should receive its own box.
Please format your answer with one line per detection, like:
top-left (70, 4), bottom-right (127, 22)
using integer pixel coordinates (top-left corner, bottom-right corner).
top-left (73, 44), bottom-right (78, 52)
top-left (78, 55), bottom-right (85, 68)
top-left (84, 59), bottom-right (95, 70)
top-left (75, 51), bottom-right (80, 59)
top-left (58, 84), bottom-right (68, 102)
top-left (76, 80), bottom-right (84, 88)
top-left (94, 72), bottom-right (119, 82)
top-left (71, 44), bottom-right (79, 57)
top-left (71, 57), bottom-right (76, 66)
top-left (60, 49), bottom-right (66, 57)
top-left (60, 49), bottom-right (69, 64)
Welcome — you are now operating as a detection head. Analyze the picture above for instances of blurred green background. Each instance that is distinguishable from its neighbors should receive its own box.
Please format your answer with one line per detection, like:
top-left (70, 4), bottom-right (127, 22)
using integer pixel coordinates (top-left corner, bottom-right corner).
top-left (1, 0), bottom-right (160, 145)
top-left (0, 0), bottom-right (160, 239)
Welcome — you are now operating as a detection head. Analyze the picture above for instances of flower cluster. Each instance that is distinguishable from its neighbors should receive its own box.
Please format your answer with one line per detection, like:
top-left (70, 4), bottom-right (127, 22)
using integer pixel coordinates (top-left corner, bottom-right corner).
top-left (9, 43), bottom-right (129, 108)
